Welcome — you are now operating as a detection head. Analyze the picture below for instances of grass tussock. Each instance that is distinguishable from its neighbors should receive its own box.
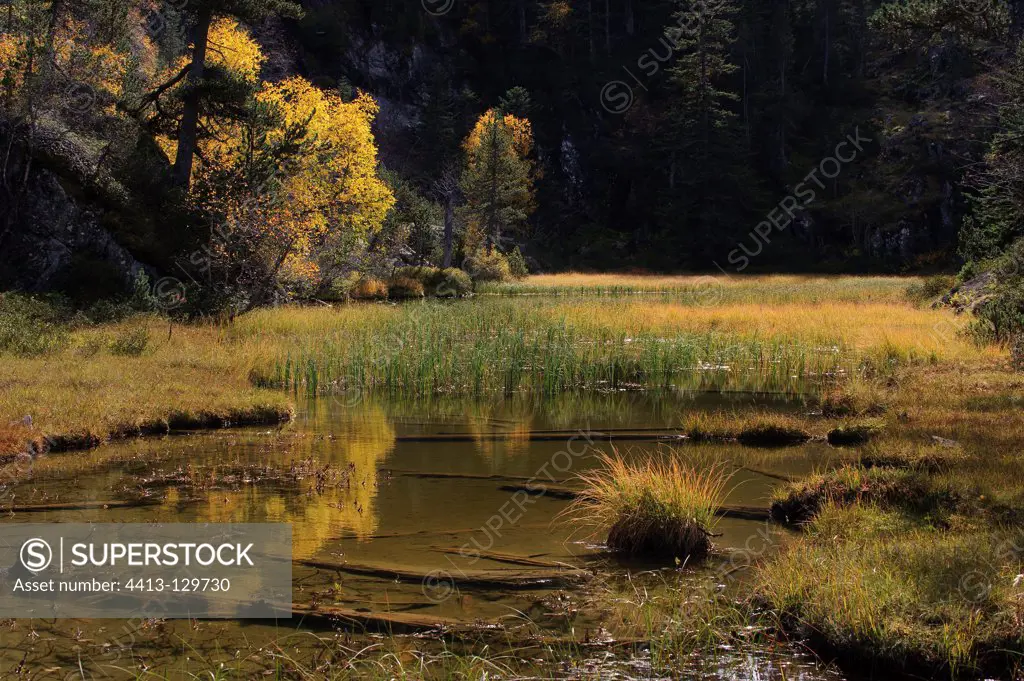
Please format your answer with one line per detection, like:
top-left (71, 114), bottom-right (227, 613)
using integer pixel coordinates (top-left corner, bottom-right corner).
top-left (826, 423), bottom-right (883, 446)
top-left (568, 448), bottom-right (734, 562)
top-left (756, 503), bottom-right (1024, 677)
top-left (770, 465), bottom-right (946, 525)
top-left (681, 411), bottom-right (817, 446)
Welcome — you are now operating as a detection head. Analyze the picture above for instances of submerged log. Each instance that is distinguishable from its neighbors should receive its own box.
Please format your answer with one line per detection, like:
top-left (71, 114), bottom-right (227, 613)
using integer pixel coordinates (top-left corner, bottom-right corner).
top-left (737, 465), bottom-right (796, 483)
top-left (1, 499), bottom-right (162, 513)
top-left (716, 505), bottom-right (773, 521)
top-left (394, 432), bottom-right (683, 443)
top-left (429, 546), bottom-right (577, 569)
top-left (331, 522), bottom-right (555, 541)
top-left (295, 558), bottom-right (589, 590)
top-left (498, 484), bottom-right (580, 500)
top-left (291, 603), bottom-right (473, 633)
top-left (384, 468), bottom-right (570, 485)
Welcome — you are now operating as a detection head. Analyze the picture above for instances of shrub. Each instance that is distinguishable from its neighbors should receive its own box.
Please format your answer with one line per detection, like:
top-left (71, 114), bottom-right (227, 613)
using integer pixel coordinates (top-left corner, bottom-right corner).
top-left (507, 247), bottom-right (529, 280)
top-left (972, 288), bottom-right (1024, 343)
top-left (109, 325), bottom-right (150, 356)
top-left (568, 449), bottom-right (733, 562)
top-left (431, 268), bottom-right (473, 298)
top-left (464, 249), bottom-right (512, 282)
top-left (387, 276), bottom-right (425, 299)
top-left (350, 278), bottom-right (389, 300)
top-left (395, 266), bottom-right (441, 286)
top-left (0, 293), bottom-right (71, 356)
top-left (906, 274), bottom-right (955, 304)
top-left (321, 276), bottom-right (355, 302)
top-left (967, 237), bottom-right (1024, 343)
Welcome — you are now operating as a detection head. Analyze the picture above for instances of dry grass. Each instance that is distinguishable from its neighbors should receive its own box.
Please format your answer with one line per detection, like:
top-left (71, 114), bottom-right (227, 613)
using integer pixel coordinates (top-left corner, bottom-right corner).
top-left (567, 448), bottom-right (734, 561)
top-left (545, 299), bottom-right (989, 363)
top-left (0, 318), bottom-right (291, 457)
top-left (479, 273), bottom-right (924, 304)
top-left (756, 503), bottom-right (1024, 676)
top-left (680, 410), bottom-right (819, 445)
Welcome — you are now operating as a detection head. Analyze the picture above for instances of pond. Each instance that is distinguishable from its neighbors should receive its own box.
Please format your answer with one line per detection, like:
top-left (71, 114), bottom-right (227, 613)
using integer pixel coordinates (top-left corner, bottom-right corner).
top-left (0, 392), bottom-right (860, 679)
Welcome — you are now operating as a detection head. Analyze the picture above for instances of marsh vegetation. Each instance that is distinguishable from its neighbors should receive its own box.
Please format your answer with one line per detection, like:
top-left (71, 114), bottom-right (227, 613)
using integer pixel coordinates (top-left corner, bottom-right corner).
top-left (1, 274), bottom-right (1022, 680)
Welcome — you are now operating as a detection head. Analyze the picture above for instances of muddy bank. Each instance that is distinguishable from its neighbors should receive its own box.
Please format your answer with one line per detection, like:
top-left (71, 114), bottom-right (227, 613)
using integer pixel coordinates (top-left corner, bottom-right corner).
top-left (0, 405), bottom-right (294, 463)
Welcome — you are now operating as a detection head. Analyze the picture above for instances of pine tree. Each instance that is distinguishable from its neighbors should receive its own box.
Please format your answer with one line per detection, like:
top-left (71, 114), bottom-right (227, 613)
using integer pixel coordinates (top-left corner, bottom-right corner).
top-left (461, 109), bottom-right (536, 252)
top-left (663, 0), bottom-right (758, 259)
top-left (171, 0), bottom-right (301, 188)
top-left (963, 45), bottom-right (1024, 262)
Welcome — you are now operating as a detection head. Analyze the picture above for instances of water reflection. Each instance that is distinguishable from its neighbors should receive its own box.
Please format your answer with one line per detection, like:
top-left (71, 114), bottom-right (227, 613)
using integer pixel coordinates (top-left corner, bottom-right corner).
top-left (0, 390), bottom-right (864, 679)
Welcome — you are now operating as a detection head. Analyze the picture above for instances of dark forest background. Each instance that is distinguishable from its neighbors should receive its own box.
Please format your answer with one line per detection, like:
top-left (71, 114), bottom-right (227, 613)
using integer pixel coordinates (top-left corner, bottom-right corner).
top-left (295, 0), bottom-right (1007, 272)
top-left (2, 0), bottom-right (1024, 297)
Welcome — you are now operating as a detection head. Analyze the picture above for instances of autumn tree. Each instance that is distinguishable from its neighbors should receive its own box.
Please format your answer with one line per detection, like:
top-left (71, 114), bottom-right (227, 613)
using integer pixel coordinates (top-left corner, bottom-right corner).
top-left (162, 21), bottom-right (394, 308)
top-left (169, 0), bottom-right (301, 188)
top-left (460, 108), bottom-right (536, 253)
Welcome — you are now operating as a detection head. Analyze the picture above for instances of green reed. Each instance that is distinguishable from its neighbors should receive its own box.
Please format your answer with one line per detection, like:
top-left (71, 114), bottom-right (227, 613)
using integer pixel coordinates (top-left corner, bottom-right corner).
top-left (244, 300), bottom-right (847, 398)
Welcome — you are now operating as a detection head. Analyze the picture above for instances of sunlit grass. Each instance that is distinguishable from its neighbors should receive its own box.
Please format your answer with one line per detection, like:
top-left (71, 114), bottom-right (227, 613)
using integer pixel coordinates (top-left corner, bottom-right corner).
top-left (240, 293), bottom-right (992, 398)
top-left (567, 448), bottom-right (734, 561)
top-left (756, 502), bottom-right (1024, 676)
top-left (0, 318), bottom-right (291, 456)
top-left (477, 273), bottom-right (925, 304)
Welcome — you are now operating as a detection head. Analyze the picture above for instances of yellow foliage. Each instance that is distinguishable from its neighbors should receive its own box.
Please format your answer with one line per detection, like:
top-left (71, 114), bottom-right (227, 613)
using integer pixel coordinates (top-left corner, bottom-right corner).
top-left (171, 23), bottom-right (394, 289)
top-left (58, 18), bottom-right (129, 109)
top-left (207, 18), bottom-right (265, 82)
top-left (0, 17), bottom-right (128, 114)
top-left (464, 108), bottom-right (535, 159)
top-left (0, 34), bottom-right (24, 91)
top-left (248, 78), bottom-right (394, 279)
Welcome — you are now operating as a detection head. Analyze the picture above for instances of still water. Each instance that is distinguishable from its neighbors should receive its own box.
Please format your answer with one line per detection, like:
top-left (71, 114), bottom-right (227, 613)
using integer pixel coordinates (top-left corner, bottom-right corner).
top-left (0, 392), bottom-right (856, 679)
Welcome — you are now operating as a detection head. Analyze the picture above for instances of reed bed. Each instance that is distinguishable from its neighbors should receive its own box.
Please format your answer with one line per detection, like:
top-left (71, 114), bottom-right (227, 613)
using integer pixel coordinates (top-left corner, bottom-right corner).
top-left (241, 300), bottom-right (850, 397)
top-left (566, 448), bottom-right (735, 561)
top-left (237, 291), bottom-right (989, 399)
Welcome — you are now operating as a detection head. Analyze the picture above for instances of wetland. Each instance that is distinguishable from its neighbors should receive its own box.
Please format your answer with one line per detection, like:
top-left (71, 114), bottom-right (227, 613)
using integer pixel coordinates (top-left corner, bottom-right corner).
top-left (0, 275), bottom-right (1021, 680)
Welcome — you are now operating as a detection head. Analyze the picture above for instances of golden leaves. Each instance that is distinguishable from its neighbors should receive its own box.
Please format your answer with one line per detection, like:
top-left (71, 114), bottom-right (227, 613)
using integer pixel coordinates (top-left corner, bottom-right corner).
top-left (207, 18), bottom-right (265, 83)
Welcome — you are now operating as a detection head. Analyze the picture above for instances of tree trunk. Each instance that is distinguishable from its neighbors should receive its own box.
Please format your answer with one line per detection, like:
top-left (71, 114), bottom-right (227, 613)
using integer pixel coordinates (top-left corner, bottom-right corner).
top-left (605, 0), bottom-right (611, 54)
top-left (517, 0), bottom-right (527, 44)
top-left (443, 193), bottom-right (455, 268)
top-left (172, 9), bottom-right (213, 189)
top-left (587, 0), bottom-right (595, 60)
top-left (42, 0), bottom-right (64, 81)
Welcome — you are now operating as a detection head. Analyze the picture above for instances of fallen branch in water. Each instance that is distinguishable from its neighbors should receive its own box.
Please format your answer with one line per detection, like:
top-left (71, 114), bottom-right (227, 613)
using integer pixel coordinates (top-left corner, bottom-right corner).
top-left (1, 499), bottom-right (162, 513)
top-left (295, 558), bottom-right (590, 590)
top-left (429, 546), bottom-right (578, 570)
top-left (330, 522), bottom-right (554, 541)
top-left (737, 465), bottom-right (796, 483)
top-left (291, 603), bottom-right (474, 633)
top-left (384, 468), bottom-right (570, 484)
